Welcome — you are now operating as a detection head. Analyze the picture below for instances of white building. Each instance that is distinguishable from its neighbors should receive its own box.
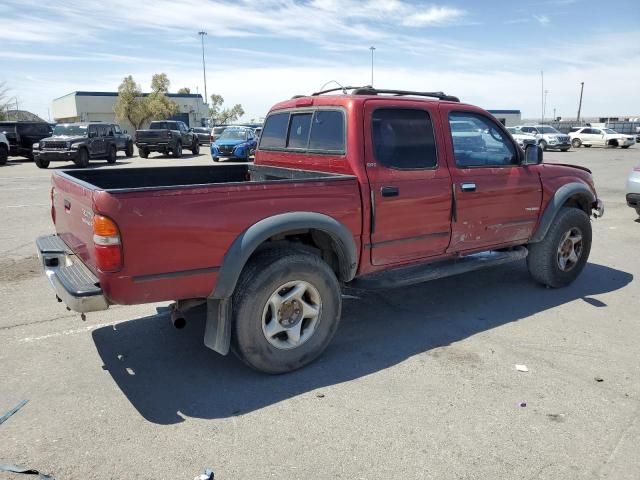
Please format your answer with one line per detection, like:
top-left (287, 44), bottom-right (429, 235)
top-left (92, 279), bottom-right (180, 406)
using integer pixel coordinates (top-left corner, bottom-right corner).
top-left (51, 91), bottom-right (209, 134)
top-left (487, 109), bottom-right (522, 127)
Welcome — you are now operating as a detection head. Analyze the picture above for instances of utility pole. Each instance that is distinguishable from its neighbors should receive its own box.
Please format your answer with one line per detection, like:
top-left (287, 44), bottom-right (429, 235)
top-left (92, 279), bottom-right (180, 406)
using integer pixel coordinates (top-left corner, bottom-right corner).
top-left (198, 31), bottom-right (208, 108)
top-left (577, 82), bottom-right (584, 123)
top-left (553, 107), bottom-right (556, 121)
top-left (369, 46), bottom-right (376, 87)
top-left (543, 89), bottom-right (549, 124)
top-left (540, 70), bottom-right (544, 124)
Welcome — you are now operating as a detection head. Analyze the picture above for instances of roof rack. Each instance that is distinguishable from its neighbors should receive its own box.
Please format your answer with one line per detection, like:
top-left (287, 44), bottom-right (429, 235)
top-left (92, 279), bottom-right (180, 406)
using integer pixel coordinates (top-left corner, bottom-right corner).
top-left (310, 86), bottom-right (459, 102)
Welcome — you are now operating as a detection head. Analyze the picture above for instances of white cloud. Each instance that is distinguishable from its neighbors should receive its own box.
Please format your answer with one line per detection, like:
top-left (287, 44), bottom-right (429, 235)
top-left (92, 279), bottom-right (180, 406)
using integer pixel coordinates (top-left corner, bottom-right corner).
top-left (534, 14), bottom-right (550, 25)
top-left (403, 6), bottom-right (466, 27)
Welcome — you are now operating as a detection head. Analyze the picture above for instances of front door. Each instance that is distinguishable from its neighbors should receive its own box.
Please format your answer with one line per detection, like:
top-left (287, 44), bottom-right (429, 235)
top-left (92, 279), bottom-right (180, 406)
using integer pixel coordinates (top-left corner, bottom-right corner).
top-left (443, 108), bottom-right (542, 252)
top-left (364, 101), bottom-right (453, 266)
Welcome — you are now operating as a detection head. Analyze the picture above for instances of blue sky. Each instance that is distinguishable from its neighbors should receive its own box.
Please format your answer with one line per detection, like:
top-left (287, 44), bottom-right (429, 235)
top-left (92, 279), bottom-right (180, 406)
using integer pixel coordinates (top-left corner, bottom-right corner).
top-left (1, 0), bottom-right (639, 121)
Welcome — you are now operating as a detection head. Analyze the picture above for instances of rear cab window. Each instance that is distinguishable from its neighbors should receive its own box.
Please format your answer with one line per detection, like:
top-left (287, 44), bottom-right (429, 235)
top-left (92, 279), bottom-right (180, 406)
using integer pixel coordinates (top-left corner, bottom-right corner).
top-left (259, 109), bottom-right (345, 154)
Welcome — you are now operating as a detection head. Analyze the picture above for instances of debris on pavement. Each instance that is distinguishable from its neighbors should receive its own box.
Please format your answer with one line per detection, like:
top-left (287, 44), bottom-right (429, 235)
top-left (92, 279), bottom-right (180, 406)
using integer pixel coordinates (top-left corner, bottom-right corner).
top-left (316, 393), bottom-right (325, 398)
top-left (194, 468), bottom-right (215, 480)
top-left (515, 364), bottom-right (529, 372)
top-left (547, 413), bottom-right (566, 423)
top-left (0, 463), bottom-right (55, 479)
top-left (0, 399), bottom-right (28, 426)
top-left (594, 377), bottom-right (604, 382)
top-left (518, 401), bottom-right (527, 408)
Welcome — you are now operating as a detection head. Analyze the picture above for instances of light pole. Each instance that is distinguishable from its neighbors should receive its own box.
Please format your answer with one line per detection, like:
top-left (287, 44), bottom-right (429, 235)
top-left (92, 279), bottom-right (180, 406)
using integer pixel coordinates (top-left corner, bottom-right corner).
top-left (198, 31), bottom-right (208, 111)
top-left (369, 46), bottom-right (376, 87)
top-left (543, 89), bottom-right (549, 123)
top-left (577, 82), bottom-right (584, 123)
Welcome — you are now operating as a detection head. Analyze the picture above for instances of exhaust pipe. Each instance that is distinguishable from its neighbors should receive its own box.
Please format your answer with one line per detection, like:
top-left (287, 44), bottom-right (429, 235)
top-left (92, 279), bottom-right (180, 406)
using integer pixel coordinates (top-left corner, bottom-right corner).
top-left (170, 308), bottom-right (186, 329)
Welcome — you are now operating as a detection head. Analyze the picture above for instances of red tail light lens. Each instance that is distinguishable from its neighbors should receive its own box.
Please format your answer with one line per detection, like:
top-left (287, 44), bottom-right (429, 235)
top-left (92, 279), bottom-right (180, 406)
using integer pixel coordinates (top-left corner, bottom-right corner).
top-left (92, 214), bottom-right (122, 272)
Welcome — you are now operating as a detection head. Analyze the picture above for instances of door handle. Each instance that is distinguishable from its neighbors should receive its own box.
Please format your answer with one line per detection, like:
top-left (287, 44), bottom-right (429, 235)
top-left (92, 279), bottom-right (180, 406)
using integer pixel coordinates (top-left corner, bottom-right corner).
top-left (381, 186), bottom-right (399, 197)
top-left (460, 182), bottom-right (476, 192)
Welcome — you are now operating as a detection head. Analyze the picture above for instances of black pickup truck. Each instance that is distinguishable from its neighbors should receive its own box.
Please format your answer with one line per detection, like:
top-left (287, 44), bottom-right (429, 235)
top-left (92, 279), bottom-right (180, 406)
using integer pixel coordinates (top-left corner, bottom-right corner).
top-left (0, 121), bottom-right (52, 159)
top-left (135, 120), bottom-right (199, 158)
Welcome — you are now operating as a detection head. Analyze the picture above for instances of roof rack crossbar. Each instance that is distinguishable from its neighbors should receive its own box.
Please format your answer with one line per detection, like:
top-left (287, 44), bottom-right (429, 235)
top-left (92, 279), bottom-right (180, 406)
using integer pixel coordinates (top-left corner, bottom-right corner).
top-left (309, 86), bottom-right (459, 102)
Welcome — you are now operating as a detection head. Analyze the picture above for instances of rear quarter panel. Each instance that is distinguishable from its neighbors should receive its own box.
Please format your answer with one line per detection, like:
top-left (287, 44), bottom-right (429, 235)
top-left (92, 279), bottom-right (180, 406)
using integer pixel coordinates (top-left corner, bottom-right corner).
top-left (94, 178), bottom-right (362, 305)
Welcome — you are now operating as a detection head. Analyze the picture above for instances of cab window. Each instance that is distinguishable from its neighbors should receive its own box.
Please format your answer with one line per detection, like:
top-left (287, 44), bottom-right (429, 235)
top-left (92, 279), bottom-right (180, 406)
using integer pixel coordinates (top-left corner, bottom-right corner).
top-left (449, 112), bottom-right (517, 167)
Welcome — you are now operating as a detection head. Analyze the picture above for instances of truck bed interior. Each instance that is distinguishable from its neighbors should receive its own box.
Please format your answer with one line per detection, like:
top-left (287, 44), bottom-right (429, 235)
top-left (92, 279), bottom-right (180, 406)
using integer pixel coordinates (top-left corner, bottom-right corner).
top-left (61, 165), bottom-right (352, 191)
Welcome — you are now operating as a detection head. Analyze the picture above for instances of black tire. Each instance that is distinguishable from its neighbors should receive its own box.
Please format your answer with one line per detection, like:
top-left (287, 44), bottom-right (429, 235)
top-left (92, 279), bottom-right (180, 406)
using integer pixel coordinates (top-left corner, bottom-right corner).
top-left (539, 140), bottom-right (547, 151)
top-left (621, 145), bottom-right (630, 149)
top-left (571, 138), bottom-right (582, 148)
top-left (212, 156), bottom-right (219, 162)
top-left (106, 145), bottom-right (117, 164)
top-left (139, 148), bottom-right (149, 158)
top-left (0, 145), bottom-right (7, 165)
top-left (560, 147), bottom-right (570, 152)
top-left (34, 156), bottom-right (49, 169)
top-left (74, 148), bottom-right (89, 168)
top-left (584, 144), bottom-right (592, 148)
top-left (191, 140), bottom-right (199, 155)
top-left (173, 141), bottom-right (182, 158)
top-left (232, 248), bottom-right (342, 374)
top-left (125, 141), bottom-right (134, 157)
top-left (527, 207), bottom-right (592, 288)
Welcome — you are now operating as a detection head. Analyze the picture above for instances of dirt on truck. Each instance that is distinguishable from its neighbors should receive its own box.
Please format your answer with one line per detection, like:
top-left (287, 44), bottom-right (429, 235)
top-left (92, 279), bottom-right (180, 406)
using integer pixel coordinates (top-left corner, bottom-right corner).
top-left (36, 86), bottom-right (604, 373)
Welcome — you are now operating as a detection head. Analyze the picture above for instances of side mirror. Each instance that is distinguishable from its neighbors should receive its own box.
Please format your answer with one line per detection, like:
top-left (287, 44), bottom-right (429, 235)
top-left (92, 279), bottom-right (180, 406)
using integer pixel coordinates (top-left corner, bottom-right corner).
top-left (524, 144), bottom-right (543, 165)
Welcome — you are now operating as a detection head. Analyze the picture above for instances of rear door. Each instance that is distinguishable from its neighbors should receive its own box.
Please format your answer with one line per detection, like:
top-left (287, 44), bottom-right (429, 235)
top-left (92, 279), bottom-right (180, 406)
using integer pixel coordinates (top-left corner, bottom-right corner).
top-left (590, 128), bottom-right (606, 146)
top-left (443, 108), bottom-right (542, 252)
top-left (364, 100), bottom-right (452, 266)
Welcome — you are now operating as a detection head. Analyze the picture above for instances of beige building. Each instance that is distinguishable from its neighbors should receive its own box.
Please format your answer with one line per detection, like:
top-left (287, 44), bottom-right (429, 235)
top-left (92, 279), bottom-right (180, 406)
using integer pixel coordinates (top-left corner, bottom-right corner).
top-left (51, 91), bottom-right (209, 135)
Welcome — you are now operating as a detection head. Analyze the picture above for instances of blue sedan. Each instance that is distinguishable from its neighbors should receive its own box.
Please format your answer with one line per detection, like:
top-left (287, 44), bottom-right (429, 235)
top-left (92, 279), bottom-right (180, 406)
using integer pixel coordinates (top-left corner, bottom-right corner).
top-left (211, 126), bottom-right (257, 162)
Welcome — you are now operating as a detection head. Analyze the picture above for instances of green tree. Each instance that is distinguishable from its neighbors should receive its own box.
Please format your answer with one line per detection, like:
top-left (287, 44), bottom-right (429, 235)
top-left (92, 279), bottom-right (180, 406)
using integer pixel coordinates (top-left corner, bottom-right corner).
top-left (209, 93), bottom-right (244, 125)
top-left (113, 75), bottom-right (150, 130)
top-left (177, 87), bottom-right (191, 94)
top-left (146, 73), bottom-right (179, 120)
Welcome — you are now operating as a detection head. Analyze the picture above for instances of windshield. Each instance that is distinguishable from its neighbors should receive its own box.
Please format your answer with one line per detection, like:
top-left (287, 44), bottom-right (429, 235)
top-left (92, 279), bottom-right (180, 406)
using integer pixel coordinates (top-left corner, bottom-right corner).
top-left (603, 128), bottom-right (617, 134)
top-left (0, 123), bottom-right (16, 133)
top-left (219, 129), bottom-right (246, 140)
top-left (539, 126), bottom-right (560, 134)
top-left (53, 124), bottom-right (87, 136)
top-left (213, 127), bottom-right (226, 134)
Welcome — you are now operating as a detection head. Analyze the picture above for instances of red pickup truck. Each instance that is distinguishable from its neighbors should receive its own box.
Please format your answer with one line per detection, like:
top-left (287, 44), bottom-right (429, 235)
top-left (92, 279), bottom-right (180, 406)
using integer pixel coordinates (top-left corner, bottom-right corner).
top-left (36, 87), bottom-right (604, 373)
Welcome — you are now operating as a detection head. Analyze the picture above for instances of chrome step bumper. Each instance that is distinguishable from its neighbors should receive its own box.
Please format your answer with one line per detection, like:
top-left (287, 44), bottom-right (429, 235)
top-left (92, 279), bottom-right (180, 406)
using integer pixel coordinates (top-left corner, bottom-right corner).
top-left (35, 235), bottom-right (109, 313)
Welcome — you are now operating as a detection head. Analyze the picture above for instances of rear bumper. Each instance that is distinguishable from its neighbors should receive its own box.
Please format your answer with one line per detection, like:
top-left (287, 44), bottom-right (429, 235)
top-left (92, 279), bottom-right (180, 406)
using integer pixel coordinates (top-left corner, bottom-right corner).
top-left (136, 142), bottom-right (170, 151)
top-left (627, 193), bottom-right (640, 209)
top-left (34, 150), bottom-right (78, 161)
top-left (593, 198), bottom-right (605, 218)
top-left (36, 235), bottom-right (109, 313)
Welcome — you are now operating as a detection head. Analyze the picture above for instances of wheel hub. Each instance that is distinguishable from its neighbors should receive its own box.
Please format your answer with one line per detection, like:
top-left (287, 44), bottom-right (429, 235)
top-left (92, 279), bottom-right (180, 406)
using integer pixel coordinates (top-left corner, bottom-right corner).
top-left (556, 227), bottom-right (583, 272)
top-left (278, 299), bottom-right (302, 327)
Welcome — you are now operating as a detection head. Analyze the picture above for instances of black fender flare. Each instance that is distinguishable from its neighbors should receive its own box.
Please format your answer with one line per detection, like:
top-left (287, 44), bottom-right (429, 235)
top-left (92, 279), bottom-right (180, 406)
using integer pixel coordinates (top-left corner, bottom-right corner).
top-left (529, 182), bottom-right (595, 243)
top-left (210, 211), bottom-right (358, 300)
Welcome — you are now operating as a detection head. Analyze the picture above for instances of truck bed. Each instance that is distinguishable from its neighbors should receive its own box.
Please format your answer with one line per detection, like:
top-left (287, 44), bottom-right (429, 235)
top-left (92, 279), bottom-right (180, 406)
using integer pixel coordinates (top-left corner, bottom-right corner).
top-left (51, 164), bottom-right (361, 306)
top-left (64, 164), bottom-right (351, 191)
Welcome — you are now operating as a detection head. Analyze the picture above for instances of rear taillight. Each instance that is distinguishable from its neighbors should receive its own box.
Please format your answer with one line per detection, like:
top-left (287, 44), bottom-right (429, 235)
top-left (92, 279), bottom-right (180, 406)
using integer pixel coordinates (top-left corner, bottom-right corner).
top-left (50, 186), bottom-right (56, 224)
top-left (93, 214), bottom-right (122, 272)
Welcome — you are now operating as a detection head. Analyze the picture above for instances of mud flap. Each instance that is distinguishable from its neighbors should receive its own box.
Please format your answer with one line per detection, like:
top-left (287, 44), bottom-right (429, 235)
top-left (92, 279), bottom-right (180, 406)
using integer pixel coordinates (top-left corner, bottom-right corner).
top-left (204, 298), bottom-right (231, 355)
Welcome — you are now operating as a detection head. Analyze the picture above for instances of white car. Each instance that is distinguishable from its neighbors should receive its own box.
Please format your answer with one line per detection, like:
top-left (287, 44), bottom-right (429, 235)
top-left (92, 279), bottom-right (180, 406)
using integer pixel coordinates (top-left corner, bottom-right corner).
top-left (507, 127), bottom-right (537, 149)
top-left (626, 164), bottom-right (640, 216)
top-left (0, 132), bottom-right (8, 165)
top-left (570, 127), bottom-right (635, 149)
top-left (514, 125), bottom-right (571, 151)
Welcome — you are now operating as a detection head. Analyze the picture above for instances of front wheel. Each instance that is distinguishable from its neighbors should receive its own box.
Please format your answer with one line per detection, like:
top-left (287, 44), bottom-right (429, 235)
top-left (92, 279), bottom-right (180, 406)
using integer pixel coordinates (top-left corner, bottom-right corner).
top-left (106, 145), bottom-right (117, 164)
top-left (539, 140), bottom-right (548, 151)
top-left (34, 156), bottom-right (49, 169)
top-left (212, 156), bottom-right (219, 162)
top-left (0, 145), bottom-right (7, 165)
top-left (527, 207), bottom-right (592, 288)
top-left (125, 141), bottom-right (134, 157)
top-left (232, 249), bottom-right (342, 374)
top-left (139, 148), bottom-right (149, 158)
top-left (74, 148), bottom-right (89, 168)
top-left (191, 140), bottom-right (199, 155)
top-left (621, 145), bottom-right (630, 149)
top-left (560, 147), bottom-right (570, 152)
top-left (571, 138), bottom-right (581, 148)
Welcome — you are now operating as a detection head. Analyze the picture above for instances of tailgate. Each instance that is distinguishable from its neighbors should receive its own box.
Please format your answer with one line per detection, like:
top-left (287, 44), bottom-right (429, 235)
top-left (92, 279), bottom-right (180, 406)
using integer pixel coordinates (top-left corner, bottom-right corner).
top-left (137, 130), bottom-right (167, 140)
top-left (51, 173), bottom-right (98, 274)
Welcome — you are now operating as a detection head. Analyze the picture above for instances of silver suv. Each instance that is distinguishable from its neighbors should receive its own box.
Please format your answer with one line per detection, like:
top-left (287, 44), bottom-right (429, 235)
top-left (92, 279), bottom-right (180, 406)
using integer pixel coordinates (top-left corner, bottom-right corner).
top-left (515, 125), bottom-right (571, 151)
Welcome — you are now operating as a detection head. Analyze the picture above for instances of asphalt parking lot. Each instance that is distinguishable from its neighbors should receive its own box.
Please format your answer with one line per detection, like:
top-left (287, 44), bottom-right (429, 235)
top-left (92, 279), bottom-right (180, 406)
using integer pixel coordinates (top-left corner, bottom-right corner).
top-left (1, 146), bottom-right (639, 480)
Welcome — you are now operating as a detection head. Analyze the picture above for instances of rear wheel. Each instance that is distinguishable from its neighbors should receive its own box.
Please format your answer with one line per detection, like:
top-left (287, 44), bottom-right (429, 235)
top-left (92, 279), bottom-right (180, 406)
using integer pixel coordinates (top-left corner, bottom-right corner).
top-left (125, 141), bottom-right (134, 157)
top-left (527, 207), bottom-right (592, 288)
top-left (139, 148), bottom-right (149, 158)
top-left (0, 144), bottom-right (7, 165)
top-left (106, 145), bottom-right (117, 164)
top-left (173, 141), bottom-right (182, 158)
top-left (232, 249), bottom-right (342, 374)
top-left (571, 138), bottom-right (582, 148)
top-left (34, 156), bottom-right (49, 169)
top-left (74, 148), bottom-right (89, 168)
top-left (191, 139), bottom-right (199, 155)
top-left (621, 145), bottom-right (630, 149)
